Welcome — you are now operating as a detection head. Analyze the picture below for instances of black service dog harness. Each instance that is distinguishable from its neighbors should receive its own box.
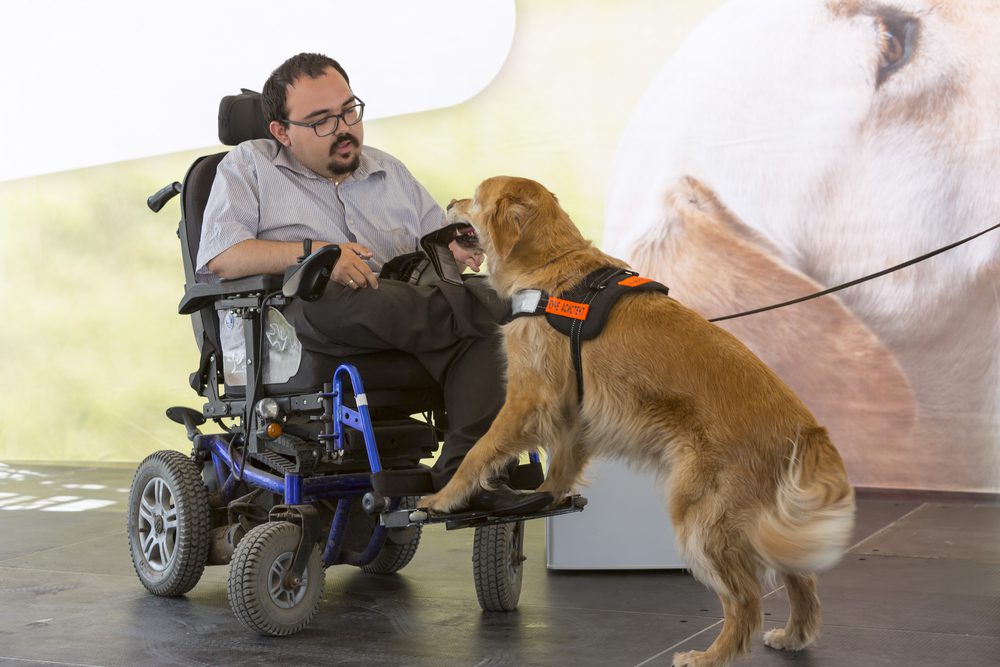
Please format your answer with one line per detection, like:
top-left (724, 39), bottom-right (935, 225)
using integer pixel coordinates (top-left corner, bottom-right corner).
top-left (508, 267), bottom-right (670, 402)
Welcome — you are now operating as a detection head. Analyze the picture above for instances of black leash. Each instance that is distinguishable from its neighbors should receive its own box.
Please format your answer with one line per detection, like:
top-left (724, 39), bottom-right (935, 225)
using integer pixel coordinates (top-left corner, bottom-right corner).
top-left (708, 220), bottom-right (1000, 323)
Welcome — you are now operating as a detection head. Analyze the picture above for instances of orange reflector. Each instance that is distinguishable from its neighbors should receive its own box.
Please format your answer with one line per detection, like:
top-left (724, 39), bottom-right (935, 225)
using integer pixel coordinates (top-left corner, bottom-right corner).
top-left (545, 297), bottom-right (589, 320)
top-left (265, 422), bottom-right (283, 438)
top-left (618, 275), bottom-right (653, 287)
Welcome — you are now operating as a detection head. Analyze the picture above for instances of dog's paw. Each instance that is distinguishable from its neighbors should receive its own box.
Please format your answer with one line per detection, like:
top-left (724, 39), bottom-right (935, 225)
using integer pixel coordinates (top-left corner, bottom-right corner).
top-left (417, 491), bottom-right (462, 514)
top-left (535, 480), bottom-right (570, 500)
top-left (763, 628), bottom-right (809, 651)
top-left (671, 649), bottom-right (717, 667)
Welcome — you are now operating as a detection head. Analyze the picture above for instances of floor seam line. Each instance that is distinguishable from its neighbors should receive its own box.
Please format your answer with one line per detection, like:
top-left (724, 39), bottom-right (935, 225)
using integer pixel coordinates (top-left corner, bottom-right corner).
top-left (632, 620), bottom-right (724, 667)
top-left (849, 502), bottom-right (927, 552)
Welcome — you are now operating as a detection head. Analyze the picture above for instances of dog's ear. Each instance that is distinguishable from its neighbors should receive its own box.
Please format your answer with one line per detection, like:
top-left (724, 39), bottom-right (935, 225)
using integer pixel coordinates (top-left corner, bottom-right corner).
top-left (487, 193), bottom-right (526, 260)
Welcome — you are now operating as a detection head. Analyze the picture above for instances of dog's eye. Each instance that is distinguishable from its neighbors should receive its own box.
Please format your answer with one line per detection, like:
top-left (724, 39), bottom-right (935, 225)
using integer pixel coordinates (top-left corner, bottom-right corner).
top-left (874, 11), bottom-right (918, 86)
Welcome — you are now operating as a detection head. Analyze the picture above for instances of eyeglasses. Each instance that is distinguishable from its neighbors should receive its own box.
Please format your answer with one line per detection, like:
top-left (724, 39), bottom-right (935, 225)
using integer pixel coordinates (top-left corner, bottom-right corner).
top-left (283, 98), bottom-right (365, 137)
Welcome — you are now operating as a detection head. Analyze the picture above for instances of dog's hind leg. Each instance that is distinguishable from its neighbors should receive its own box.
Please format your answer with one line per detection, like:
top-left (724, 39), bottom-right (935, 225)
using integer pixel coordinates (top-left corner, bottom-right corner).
top-left (670, 474), bottom-right (762, 666)
top-left (672, 553), bottom-right (762, 667)
top-left (763, 573), bottom-right (820, 651)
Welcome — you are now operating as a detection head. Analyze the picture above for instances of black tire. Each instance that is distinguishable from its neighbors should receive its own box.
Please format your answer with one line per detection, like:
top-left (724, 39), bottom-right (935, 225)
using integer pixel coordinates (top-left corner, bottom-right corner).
top-left (361, 496), bottom-right (422, 574)
top-left (127, 450), bottom-right (212, 597)
top-left (473, 521), bottom-right (526, 611)
top-left (227, 521), bottom-right (324, 636)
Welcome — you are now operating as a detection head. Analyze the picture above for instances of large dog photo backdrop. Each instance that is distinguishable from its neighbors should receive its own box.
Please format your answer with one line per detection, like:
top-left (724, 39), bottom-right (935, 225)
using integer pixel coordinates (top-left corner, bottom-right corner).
top-left (3, 0), bottom-right (995, 496)
top-left (606, 0), bottom-right (1000, 493)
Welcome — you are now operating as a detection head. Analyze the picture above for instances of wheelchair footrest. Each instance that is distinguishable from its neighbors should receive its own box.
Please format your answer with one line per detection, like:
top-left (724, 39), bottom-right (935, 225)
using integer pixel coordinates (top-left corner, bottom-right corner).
top-left (379, 494), bottom-right (587, 530)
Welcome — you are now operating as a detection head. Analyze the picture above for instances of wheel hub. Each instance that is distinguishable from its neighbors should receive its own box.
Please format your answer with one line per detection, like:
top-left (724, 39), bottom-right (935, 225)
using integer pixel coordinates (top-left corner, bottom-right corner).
top-left (269, 552), bottom-right (308, 609)
top-left (137, 477), bottom-right (177, 572)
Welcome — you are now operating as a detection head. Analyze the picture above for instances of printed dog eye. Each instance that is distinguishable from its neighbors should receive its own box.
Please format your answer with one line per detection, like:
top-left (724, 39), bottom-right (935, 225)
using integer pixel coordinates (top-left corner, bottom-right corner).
top-left (874, 11), bottom-right (918, 86)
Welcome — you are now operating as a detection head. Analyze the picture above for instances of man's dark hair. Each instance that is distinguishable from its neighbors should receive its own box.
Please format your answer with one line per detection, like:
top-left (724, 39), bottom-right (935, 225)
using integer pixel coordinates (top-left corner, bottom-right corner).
top-left (262, 53), bottom-right (351, 124)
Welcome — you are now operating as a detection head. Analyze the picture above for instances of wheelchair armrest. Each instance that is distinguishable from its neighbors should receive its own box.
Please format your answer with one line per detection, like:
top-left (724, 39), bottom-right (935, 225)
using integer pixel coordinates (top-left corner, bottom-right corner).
top-left (178, 275), bottom-right (283, 314)
top-left (177, 244), bottom-right (341, 314)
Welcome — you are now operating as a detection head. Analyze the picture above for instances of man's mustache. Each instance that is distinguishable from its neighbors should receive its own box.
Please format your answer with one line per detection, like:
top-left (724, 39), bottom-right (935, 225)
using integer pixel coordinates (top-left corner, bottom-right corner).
top-left (330, 133), bottom-right (359, 155)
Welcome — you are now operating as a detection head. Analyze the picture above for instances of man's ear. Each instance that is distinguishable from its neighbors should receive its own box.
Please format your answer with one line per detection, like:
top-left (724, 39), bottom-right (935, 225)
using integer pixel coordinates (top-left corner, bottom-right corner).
top-left (487, 194), bottom-right (525, 260)
top-left (269, 120), bottom-right (291, 146)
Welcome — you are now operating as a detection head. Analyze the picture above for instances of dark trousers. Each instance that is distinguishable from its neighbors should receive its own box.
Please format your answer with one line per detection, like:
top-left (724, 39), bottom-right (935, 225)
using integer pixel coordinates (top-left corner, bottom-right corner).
top-left (283, 277), bottom-right (508, 490)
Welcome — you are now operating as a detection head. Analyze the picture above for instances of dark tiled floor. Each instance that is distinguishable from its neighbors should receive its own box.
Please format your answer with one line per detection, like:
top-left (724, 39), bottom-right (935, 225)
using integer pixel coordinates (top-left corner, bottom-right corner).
top-left (1, 461), bottom-right (998, 667)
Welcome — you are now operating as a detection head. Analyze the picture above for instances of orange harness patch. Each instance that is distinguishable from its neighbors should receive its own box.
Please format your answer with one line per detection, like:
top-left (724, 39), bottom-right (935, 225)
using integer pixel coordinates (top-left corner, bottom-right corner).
top-left (544, 297), bottom-right (590, 320)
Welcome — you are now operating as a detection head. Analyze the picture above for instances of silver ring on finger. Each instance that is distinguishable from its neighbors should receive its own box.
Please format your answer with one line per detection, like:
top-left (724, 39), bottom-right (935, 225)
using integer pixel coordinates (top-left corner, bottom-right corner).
top-left (348, 279), bottom-right (355, 286)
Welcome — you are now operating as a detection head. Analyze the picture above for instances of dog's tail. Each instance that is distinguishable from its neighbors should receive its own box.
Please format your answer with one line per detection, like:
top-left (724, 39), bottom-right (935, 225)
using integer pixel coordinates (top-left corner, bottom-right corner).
top-left (753, 428), bottom-right (856, 574)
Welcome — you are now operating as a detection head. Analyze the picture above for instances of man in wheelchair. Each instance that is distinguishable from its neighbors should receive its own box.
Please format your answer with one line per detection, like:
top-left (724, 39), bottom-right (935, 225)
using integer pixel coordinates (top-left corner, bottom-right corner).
top-left (129, 51), bottom-right (593, 634)
top-left (197, 51), bottom-right (549, 515)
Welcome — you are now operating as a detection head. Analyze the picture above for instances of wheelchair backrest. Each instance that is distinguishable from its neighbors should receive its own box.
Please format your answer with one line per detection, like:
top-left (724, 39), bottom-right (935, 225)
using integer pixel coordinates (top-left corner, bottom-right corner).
top-left (173, 89), bottom-right (445, 410)
top-left (179, 89), bottom-right (271, 285)
top-left (178, 91), bottom-right (272, 391)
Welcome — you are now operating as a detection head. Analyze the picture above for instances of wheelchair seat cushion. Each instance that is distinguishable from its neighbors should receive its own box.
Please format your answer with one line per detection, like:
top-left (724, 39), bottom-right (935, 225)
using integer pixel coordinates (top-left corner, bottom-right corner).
top-left (225, 348), bottom-right (439, 402)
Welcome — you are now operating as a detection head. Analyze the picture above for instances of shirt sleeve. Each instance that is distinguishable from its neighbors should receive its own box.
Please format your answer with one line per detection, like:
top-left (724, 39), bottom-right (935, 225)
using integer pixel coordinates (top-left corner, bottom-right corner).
top-left (196, 145), bottom-right (261, 277)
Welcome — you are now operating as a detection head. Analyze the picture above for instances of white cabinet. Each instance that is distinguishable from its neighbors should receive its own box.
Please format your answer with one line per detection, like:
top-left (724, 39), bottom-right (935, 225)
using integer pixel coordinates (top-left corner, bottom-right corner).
top-left (546, 459), bottom-right (686, 569)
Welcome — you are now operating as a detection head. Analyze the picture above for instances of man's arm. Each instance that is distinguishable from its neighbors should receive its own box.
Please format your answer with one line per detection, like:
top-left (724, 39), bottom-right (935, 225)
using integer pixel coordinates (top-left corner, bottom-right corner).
top-left (209, 238), bottom-right (379, 289)
top-left (198, 144), bottom-right (377, 288)
top-left (207, 238), bottom-right (322, 279)
top-left (199, 155), bottom-right (337, 281)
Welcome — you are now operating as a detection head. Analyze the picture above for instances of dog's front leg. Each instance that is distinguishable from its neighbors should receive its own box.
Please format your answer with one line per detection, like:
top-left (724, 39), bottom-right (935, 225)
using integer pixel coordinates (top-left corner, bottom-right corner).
top-left (536, 424), bottom-right (589, 501)
top-left (419, 395), bottom-right (550, 514)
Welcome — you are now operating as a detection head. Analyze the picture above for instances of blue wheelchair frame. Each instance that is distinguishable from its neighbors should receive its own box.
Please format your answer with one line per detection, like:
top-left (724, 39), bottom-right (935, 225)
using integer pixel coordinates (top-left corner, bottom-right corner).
top-left (203, 363), bottom-right (544, 568)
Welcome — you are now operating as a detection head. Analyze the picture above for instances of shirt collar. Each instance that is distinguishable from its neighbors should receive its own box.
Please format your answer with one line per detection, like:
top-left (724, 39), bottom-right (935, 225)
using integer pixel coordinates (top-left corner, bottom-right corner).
top-left (271, 142), bottom-right (386, 183)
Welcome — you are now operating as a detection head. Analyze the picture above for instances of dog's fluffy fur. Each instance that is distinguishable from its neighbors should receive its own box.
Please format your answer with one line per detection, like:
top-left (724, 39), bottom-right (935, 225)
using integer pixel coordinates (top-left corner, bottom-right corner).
top-left (421, 176), bottom-right (856, 667)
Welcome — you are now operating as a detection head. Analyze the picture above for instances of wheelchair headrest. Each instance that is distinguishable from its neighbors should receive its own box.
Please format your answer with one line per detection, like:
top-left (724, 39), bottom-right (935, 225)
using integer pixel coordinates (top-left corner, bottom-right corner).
top-left (218, 89), bottom-right (272, 145)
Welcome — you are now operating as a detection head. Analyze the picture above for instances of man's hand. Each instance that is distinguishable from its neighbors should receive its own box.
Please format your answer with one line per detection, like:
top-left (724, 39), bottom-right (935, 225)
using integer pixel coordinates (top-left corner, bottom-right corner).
top-left (450, 240), bottom-right (484, 272)
top-left (331, 242), bottom-right (379, 289)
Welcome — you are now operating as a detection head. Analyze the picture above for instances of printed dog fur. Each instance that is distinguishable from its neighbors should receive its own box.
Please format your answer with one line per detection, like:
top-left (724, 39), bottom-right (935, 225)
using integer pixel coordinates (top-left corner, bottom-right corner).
top-left (604, 0), bottom-right (1000, 492)
top-left (421, 175), bottom-right (856, 667)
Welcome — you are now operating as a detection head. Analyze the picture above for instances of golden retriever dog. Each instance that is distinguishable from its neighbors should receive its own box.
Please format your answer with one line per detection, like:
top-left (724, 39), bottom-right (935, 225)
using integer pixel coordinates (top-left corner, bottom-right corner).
top-left (604, 0), bottom-right (1000, 493)
top-left (421, 176), bottom-right (856, 667)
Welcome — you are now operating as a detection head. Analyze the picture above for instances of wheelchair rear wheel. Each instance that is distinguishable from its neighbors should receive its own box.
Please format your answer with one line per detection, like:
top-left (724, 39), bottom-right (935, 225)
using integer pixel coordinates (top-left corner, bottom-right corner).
top-left (127, 450), bottom-right (212, 596)
top-left (227, 521), bottom-right (324, 636)
top-left (472, 521), bottom-right (525, 611)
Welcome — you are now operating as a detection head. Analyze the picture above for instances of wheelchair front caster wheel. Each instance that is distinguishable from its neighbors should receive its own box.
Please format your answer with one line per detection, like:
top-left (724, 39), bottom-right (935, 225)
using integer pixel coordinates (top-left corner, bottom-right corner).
top-left (227, 521), bottom-right (324, 636)
top-left (127, 450), bottom-right (211, 596)
top-left (472, 520), bottom-right (525, 611)
top-left (362, 496), bottom-right (422, 574)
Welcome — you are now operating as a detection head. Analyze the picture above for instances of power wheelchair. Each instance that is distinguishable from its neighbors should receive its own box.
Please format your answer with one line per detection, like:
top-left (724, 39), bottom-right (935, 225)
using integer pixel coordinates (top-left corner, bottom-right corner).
top-left (127, 90), bottom-right (585, 636)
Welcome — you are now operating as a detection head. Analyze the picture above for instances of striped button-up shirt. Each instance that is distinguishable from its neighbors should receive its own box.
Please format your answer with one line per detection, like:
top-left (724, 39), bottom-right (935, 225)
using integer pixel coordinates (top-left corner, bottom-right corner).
top-left (197, 138), bottom-right (446, 278)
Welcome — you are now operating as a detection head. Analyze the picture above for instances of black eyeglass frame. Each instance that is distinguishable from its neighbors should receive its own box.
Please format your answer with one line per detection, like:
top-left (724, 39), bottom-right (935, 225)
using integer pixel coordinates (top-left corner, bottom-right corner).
top-left (282, 98), bottom-right (366, 137)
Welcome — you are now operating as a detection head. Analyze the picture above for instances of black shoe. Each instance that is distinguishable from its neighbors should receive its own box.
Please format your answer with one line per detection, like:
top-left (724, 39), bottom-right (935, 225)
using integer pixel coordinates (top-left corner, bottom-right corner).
top-left (466, 483), bottom-right (554, 516)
